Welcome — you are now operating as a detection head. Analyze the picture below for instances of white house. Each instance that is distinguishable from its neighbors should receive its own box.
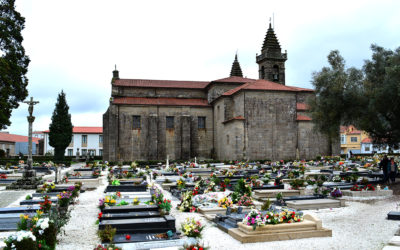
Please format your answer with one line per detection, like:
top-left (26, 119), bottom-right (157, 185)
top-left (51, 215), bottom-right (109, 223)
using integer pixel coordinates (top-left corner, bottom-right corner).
top-left (361, 137), bottom-right (400, 154)
top-left (43, 127), bottom-right (103, 156)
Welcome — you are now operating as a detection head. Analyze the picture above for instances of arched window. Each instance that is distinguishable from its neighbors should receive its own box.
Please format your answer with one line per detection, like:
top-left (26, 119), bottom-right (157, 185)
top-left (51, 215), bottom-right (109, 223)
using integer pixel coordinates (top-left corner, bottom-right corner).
top-left (227, 135), bottom-right (230, 144)
top-left (273, 65), bottom-right (279, 81)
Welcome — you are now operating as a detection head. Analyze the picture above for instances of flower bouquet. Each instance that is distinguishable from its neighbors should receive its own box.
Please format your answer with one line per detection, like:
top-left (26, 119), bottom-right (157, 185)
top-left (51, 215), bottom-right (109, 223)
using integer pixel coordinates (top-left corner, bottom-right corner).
top-left (237, 194), bottom-right (254, 207)
top-left (39, 196), bottom-right (52, 213)
top-left (242, 209), bottom-right (264, 230)
top-left (158, 199), bottom-right (172, 215)
top-left (330, 188), bottom-right (343, 198)
top-left (177, 178), bottom-right (186, 190)
top-left (57, 191), bottom-right (72, 207)
top-left (218, 197), bottom-right (233, 209)
top-left (180, 217), bottom-right (204, 238)
top-left (0, 173), bottom-right (7, 179)
top-left (350, 184), bottom-right (362, 191)
top-left (364, 184), bottom-right (375, 191)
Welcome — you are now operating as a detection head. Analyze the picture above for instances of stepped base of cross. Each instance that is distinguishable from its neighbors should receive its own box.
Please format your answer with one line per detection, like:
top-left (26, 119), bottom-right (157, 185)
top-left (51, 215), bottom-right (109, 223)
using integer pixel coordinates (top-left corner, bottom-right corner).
top-left (6, 170), bottom-right (42, 190)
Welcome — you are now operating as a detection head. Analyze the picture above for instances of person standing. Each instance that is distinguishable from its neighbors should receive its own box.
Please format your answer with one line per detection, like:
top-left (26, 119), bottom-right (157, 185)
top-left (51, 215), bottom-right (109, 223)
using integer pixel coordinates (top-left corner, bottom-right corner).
top-left (389, 157), bottom-right (398, 183)
top-left (380, 155), bottom-right (389, 184)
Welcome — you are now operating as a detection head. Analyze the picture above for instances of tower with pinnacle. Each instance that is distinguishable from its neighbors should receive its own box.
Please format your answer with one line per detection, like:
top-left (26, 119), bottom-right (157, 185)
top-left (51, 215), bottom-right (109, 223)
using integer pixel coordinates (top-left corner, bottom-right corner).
top-left (256, 22), bottom-right (287, 85)
top-left (230, 54), bottom-right (243, 77)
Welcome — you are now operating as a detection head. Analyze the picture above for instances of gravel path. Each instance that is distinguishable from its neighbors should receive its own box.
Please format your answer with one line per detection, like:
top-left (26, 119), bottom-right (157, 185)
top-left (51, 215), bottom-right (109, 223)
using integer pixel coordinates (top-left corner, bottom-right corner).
top-left (56, 172), bottom-right (106, 250)
top-left (160, 182), bottom-right (400, 250)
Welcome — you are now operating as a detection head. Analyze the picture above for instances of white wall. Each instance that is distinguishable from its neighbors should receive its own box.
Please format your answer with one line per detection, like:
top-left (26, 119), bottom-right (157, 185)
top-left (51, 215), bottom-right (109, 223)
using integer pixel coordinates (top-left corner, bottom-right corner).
top-left (44, 133), bottom-right (103, 156)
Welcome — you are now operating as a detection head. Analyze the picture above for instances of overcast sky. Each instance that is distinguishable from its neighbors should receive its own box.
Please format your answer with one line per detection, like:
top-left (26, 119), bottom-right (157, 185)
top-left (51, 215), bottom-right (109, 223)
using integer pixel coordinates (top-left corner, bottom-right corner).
top-left (5, 0), bottom-right (400, 136)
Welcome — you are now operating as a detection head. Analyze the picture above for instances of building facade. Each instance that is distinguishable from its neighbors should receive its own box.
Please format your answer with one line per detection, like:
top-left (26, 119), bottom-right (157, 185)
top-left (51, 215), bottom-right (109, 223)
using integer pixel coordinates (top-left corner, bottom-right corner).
top-left (103, 23), bottom-right (338, 161)
top-left (43, 127), bottom-right (103, 156)
top-left (0, 132), bottom-right (39, 156)
top-left (340, 125), bottom-right (369, 154)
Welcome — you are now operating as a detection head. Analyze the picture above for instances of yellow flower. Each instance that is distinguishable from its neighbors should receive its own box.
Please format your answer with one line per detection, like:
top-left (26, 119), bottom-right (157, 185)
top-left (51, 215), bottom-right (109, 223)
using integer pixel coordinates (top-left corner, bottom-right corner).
top-left (19, 214), bottom-right (24, 219)
top-left (110, 199), bottom-right (116, 204)
top-left (33, 217), bottom-right (38, 222)
top-left (36, 210), bottom-right (43, 216)
top-left (24, 215), bottom-right (29, 220)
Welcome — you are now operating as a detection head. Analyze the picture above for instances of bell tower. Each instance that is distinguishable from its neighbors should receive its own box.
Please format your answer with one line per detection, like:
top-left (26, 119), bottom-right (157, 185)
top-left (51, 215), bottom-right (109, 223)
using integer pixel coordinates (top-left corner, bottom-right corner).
top-left (256, 22), bottom-right (287, 85)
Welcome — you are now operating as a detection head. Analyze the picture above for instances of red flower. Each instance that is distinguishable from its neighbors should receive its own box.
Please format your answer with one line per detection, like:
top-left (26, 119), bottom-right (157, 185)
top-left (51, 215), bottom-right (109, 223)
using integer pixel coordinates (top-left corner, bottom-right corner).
top-left (98, 212), bottom-right (103, 219)
top-left (199, 248), bottom-right (203, 250)
top-left (38, 243), bottom-right (41, 248)
top-left (126, 234), bottom-right (131, 240)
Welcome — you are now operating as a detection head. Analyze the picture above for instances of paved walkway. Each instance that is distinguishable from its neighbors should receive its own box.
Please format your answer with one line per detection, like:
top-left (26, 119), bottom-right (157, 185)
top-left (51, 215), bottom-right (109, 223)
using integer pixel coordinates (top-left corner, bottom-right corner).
top-left (57, 171), bottom-right (107, 249)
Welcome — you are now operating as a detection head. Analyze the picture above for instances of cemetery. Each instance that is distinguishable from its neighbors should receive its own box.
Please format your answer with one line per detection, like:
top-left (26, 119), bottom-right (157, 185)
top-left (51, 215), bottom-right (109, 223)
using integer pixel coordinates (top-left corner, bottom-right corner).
top-left (1, 154), bottom-right (400, 249)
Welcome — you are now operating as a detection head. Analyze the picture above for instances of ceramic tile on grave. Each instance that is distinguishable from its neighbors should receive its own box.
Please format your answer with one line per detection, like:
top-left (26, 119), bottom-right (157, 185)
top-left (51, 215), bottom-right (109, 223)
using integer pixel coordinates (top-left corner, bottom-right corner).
top-left (105, 184), bottom-right (147, 193)
top-left (0, 213), bottom-right (36, 232)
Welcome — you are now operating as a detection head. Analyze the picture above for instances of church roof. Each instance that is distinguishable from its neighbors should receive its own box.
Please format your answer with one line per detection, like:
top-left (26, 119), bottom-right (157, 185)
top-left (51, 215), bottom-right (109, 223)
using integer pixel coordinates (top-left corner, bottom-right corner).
top-left (296, 114), bottom-right (312, 121)
top-left (113, 79), bottom-right (209, 89)
top-left (262, 23), bottom-right (281, 52)
top-left (113, 97), bottom-right (210, 107)
top-left (212, 76), bottom-right (256, 84)
top-left (296, 103), bottom-right (309, 111)
top-left (222, 79), bottom-right (298, 96)
top-left (230, 54), bottom-right (243, 77)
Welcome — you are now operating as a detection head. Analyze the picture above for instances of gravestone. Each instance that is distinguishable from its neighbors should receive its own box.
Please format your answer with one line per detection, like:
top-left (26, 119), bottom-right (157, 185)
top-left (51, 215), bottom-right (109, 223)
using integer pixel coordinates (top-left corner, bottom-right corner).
top-left (99, 216), bottom-right (176, 234)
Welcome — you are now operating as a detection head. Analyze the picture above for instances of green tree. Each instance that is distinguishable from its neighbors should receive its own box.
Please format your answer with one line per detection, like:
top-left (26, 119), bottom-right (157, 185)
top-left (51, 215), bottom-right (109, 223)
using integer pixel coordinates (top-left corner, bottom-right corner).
top-left (0, 0), bottom-right (30, 129)
top-left (308, 50), bottom-right (364, 155)
top-left (356, 45), bottom-right (400, 149)
top-left (49, 91), bottom-right (73, 161)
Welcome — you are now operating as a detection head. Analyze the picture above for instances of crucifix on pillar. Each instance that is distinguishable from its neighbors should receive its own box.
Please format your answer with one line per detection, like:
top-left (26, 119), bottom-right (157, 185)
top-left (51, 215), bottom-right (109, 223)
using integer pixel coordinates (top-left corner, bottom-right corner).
top-left (23, 97), bottom-right (39, 173)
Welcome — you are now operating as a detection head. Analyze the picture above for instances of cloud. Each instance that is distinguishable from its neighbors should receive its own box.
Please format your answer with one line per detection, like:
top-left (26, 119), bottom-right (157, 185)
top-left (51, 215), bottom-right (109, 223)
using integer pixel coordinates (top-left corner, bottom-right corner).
top-left (5, 0), bottom-right (400, 135)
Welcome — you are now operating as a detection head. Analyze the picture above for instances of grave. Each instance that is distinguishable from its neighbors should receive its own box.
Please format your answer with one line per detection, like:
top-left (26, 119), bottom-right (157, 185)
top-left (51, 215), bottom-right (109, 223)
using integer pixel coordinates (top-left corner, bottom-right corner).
top-left (198, 206), bottom-right (226, 221)
top-left (228, 214), bottom-right (332, 243)
top-left (0, 213), bottom-right (36, 231)
top-left (105, 184), bottom-right (147, 193)
top-left (253, 189), bottom-right (304, 200)
top-left (0, 206), bottom-right (41, 214)
top-left (341, 189), bottom-right (393, 198)
top-left (100, 211), bottom-right (160, 221)
top-left (20, 198), bottom-right (58, 206)
top-left (283, 194), bottom-right (325, 202)
top-left (214, 207), bottom-right (246, 233)
top-left (252, 184), bottom-right (284, 190)
top-left (285, 198), bottom-right (345, 210)
top-left (99, 216), bottom-right (176, 234)
top-left (101, 205), bottom-right (159, 213)
top-left (67, 178), bottom-right (101, 188)
top-left (387, 211), bottom-right (400, 220)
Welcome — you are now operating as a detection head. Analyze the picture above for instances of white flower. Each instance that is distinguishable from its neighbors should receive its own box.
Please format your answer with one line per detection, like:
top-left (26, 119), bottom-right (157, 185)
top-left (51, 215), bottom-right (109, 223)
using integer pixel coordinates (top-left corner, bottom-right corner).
top-left (39, 230), bottom-right (44, 235)
top-left (0, 241), bottom-right (6, 248)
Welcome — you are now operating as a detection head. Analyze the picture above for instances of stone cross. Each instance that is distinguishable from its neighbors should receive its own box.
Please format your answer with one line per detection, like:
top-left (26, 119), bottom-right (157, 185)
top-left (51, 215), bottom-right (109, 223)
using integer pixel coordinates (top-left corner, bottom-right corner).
top-left (23, 97), bottom-right (39, 171)
top-left (194, 157), bottom-right (197, 165)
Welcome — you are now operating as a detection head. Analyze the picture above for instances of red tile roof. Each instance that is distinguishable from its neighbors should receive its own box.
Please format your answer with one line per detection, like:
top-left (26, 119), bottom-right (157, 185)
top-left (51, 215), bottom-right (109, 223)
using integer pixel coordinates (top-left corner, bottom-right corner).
top-left (223, 79), bottom-right (299, 96)
top-left (296, 103), bottom-right (309, 111)
top-left (212, 76), bottom-right (256, 83)
top-left (361, 138), bottom-right (372, 143)
top-left (296, 114), bottom-right (312, 121)
top-left (222, 115), bottom-right (246, 124)
top-left (113, 79), bottom-right (209, 89)
top-left (43, 127), bottom-right (103, 134)
top-left (347, 130), bottom-right (361, 135)
top-left (340, 126), bottom-right (347, 133)
top-left (113, 97), bottom-right (210, 107)
top-left (288, 86), bottom-right (314, 92)
top-left (0, 133), bottom-right (40, 143)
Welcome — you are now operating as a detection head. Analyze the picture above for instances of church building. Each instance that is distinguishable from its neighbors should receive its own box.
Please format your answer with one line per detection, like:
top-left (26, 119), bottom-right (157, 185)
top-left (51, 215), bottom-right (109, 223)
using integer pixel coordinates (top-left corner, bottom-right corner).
top-left (103, 23), bottom-right (338, 161)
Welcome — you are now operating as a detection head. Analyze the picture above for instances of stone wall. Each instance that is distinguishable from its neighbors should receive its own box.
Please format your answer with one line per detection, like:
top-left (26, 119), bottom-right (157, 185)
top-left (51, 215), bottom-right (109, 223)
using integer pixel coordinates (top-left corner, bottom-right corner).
top-left (103, 104), bottom-right (213, 161)
top-left (244, 91), bottom-right (297, 160)
top-left (112, 86), bottom-right (206, 99)
top-left (207, 83), bottom-right (242, 103)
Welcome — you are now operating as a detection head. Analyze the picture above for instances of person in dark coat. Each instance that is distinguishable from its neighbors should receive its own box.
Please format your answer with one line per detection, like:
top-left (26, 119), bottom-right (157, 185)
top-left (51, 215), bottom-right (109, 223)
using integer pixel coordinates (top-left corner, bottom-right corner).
top-left (380, 155), bottom-right (389, 184)
top-left (389, 157), bottom-right (398, 183)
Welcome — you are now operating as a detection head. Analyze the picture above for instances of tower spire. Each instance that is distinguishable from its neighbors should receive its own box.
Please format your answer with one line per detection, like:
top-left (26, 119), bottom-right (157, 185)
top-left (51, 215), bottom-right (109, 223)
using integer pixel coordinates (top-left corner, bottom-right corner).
top-left (230, 53), bottom-right (243, 77)
top-left (256, 19), bottom-right (287, 85)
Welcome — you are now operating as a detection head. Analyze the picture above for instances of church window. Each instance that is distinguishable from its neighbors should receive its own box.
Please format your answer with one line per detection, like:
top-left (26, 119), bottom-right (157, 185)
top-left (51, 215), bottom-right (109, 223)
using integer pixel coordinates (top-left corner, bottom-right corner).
top-left (273, 65), bottom-right (279, 81)
top-left (132, 116), bottom-right (141, 129)
top-left (227, 135), bottom-right (229, 144)
top-left (166, 116), bottom-right (174, 129)
top-left (198, 117), bottom-right (206, 129)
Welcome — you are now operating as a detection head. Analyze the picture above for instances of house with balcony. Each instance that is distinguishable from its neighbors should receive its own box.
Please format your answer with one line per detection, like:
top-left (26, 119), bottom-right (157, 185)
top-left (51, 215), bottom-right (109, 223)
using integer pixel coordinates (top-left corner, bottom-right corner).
top-left (43, 127), bottom-right (103, 156)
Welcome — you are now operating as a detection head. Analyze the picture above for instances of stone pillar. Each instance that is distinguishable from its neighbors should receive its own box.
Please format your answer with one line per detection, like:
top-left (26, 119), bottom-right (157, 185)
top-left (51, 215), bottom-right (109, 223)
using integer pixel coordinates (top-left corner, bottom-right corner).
top-left (181, 115), bottom-right (191, 160)
top-left (148, 114), bottom-right (158, 160)
top-left (27, 116), bottom-right (35, 169)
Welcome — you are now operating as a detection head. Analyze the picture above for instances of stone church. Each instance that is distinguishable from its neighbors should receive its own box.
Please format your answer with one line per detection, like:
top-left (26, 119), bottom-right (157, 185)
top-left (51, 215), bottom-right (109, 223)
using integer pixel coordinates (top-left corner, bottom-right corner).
top-left (103, 23), bottom-right (337, 162)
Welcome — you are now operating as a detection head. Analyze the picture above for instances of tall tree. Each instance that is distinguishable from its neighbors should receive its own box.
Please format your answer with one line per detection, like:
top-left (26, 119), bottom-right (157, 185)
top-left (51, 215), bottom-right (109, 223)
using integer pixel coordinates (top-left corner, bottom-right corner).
top-left (0, 0), bottom-right (30, 129)
top-left (49, 91), bottom-right (73, 161)
top-left (356, 45), bottom-right (400, 149)
top-left (308, 50), bottom-right (364, 155)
